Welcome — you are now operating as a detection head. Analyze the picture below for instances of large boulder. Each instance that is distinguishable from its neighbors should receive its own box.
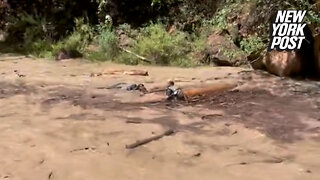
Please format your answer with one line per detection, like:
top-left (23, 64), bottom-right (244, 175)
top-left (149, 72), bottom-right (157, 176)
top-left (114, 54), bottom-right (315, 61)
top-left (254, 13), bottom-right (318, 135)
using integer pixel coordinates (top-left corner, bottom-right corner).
top-left (263, 50), bottom-right (302, 77)
top-left (204, 33), bottom-right (246, 66)
top-left (262, 25), bottom-right (319, 78)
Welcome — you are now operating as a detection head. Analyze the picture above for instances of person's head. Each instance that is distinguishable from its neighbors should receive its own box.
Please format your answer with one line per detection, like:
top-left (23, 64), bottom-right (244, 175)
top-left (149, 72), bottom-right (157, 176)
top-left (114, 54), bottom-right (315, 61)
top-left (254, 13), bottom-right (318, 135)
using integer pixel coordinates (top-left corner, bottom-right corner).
top-left (138, 84), bottom-right (148, 93)
top-left (168, 81), bottom-right (174, 86)
top-left (137, 84), bottom-right (145, 88)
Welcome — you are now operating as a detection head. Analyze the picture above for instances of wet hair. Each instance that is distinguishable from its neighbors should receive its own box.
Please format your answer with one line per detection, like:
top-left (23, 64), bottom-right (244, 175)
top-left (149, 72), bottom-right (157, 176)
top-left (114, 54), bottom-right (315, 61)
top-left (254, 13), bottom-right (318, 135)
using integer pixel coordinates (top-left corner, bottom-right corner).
top-left (168, 81), bottom-right (174, 86)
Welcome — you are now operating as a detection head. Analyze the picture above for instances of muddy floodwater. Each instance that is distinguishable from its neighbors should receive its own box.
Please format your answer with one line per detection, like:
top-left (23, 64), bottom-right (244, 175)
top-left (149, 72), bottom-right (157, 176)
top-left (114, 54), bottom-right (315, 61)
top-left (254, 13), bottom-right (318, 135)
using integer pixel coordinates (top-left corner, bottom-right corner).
top-left (0, 54), bottom-right (320, 180)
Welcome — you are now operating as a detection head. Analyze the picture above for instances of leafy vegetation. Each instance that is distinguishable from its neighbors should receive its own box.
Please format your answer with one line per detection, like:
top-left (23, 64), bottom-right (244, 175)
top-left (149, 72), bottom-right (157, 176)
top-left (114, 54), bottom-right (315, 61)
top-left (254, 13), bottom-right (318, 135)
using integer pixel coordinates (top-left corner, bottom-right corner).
top-left (22, 18), bottom-right (94, 58)
top-left (0, 0), bottom-right (319, 66)
top-left (132, 24), bottom-right (191, 65)
top-left (240, 36), bottom-right (266, 55)
top-left (96, 26), bottom-right (119, 60)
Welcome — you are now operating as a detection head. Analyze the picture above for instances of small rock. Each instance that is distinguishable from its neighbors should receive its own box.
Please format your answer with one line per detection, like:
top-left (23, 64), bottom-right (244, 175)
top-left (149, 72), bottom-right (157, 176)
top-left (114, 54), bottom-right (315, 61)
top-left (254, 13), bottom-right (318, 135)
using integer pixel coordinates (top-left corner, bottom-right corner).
top-left (152, 156), bottom-right (156, 160)
top-left (224, 123), bottom-right (231, 127)
top-left (192, 153), bottom-right (201, 157)
top-left (306, 170), bottom-right (312, 173)
top-left (201, 114), bottom-right (223, 120)
top-left (48, 171), bottom-right (53, 179)
top-left (231, 130), bottom-right (238, 135)
top-left (55, 48), bottom-right (82, 61)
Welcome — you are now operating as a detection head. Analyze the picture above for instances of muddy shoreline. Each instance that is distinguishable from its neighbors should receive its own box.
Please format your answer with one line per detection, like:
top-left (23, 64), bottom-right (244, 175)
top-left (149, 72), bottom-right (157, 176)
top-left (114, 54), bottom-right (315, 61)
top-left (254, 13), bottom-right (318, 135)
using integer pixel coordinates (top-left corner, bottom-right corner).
top-left (0, 56), bottom-right (320, 180)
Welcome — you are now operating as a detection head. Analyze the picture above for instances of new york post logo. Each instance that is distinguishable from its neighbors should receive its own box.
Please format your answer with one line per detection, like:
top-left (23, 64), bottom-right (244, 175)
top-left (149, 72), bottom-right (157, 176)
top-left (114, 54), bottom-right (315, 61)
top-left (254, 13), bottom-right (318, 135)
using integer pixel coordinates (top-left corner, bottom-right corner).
top-left (268, 10), bottom-right (307, 52)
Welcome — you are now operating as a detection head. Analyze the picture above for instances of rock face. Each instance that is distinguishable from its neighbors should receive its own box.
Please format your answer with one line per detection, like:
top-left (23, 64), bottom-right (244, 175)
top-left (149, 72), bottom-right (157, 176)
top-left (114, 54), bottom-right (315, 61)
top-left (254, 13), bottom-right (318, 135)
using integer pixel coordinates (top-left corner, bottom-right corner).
top-left (0, 31), bottom-right (7, 42)
top-left (314, 34), bottom-right (320, 75)
top-left (204, 34), bottom-right (246, 66)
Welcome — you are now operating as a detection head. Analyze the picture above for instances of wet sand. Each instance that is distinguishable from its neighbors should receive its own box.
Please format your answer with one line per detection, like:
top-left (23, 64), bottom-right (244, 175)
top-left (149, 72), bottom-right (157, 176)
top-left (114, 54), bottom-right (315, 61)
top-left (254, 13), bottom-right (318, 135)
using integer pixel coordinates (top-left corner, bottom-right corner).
top-left (0, 54), bottom-right (319, 180)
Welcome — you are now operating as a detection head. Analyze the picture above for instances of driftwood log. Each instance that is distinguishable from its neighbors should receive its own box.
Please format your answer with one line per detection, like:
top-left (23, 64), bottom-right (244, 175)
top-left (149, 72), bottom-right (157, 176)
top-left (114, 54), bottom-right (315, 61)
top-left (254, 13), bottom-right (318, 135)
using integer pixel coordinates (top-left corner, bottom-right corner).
top-left (126, 120), bottom-right (142, 124)
top-left (183, 83), bottom-right (236, 98)
top-left (102, 69), bottom-right (149, 76)
top-left (137, 83), bottom-right (237, 103)
top-left (125, 129), bottom-right (175, 149)
top-left (119, 47), bottom-right (152, 64)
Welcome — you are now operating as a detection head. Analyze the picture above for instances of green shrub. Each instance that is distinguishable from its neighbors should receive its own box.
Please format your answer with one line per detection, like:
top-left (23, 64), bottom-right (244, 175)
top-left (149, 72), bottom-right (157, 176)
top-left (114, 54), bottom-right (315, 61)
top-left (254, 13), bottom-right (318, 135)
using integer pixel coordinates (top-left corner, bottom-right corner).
top-left (18, 17), bottom-right (94, 58)
top-left (22, 14), bottom-right (47, 47)
top-left (86, 52), bottom-right (108, 61)
top-left (240, 35), bottom-right (266, 55)
top-left (96, 26), bottom-right (119, 60)
top-left (117, 23), bottom-right (139, 38)
top-left (57, 32), bottom-right (81, 50)
top-left (130, 23), bottom-right (191, 66)
top-left (74, 18), bottom-right (95, 44)
top-left (57, 18), bottom-right (93, 52)
top-left (116, 52), bottom-right (140, 65)
top-left (277, 0), bottom-right (320, 24)
top-left (5, 12), bottom-right (47, 43)
top-left (28, 39), bottom-right (53, 58)
top-left (210, 8), bottom-right (230, 31)
top-left (190, 32), bottom-right (207, 53)
top-left (5, 12), bottom-right (49, 54)
top-left (203, 1), bottom-right (241, 32)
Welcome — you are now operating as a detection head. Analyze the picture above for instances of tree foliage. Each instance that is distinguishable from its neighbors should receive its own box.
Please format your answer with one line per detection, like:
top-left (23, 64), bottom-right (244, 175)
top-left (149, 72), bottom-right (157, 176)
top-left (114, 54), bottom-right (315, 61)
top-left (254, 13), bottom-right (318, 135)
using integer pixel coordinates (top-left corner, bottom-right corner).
top-left (0, 0), bottom-right (319, 66)
top-left (1, 0), bottom-right (98, 42)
